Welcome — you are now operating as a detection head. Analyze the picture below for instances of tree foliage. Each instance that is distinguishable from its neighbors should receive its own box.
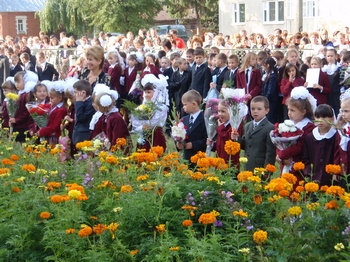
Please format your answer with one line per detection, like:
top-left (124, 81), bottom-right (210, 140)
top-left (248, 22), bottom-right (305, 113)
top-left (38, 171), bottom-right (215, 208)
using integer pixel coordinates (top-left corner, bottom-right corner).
top-left (37, 0), bottom-right (163, 36)
top-left (166, 0), bottom-right (218, 34)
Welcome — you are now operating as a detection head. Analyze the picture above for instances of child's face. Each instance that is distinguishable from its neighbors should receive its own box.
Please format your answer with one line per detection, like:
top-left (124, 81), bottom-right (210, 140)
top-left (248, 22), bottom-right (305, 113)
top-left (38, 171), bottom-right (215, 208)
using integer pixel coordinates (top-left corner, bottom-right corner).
top-left (228, 58), bottom-right (239, 70)
top-left (341, 100), bottom-right (350, 123)
top-left (108, 55), bottom-right (118, 65)
top-left (288, 67), bottom-right (296, 78)
top-left (287, 104), bottom-right (306, 123)
top-left (186, 53), bottom-right (194, 64)
top-left (249, 57), bottom-right (257, 67)
top-left (195, 55), bottom-right (204, 65)
top-left (192, 41), bottom-right (202, 49)
top-left (250, 101), bottom-right (269, 122)
top-left (3, 88), bottom-right (12, 96)
top-left (12, 57), bottom-right (18, 65)
top-left (73, 88), bottom-right (87, 99)
top-left (287, 52), bottom-right (298, 65)
top-left (160, 59), bottom-right (169, 69)
top-left (144, 89), bottom-right (154, 102)
top-left (35, 86), bottom-right (48, 102)
top-left (128, 58), bottom-right (137, 68)
top-left (215, 58), bottom-right (224, 68)
top-left (37, 56), bottom-right (45, 64)
top-left (182, 100), bottom-right (198, 114)
top-left (179, 61), bottom-right (188, 72)
top-left (326, 51), bottom-right (336, 64)
top-left (217, 104), bottom-right (229, 123)
top-left (315, 116), bottom-right (333, 131)
top-left (50, 93), bottom-right (62, 107)
top-left (15, 76), bottom-right (24, 90)
top-left (310, 59), bottom-right (322, 68)
top-left (145, 56), bottom-right (154, 66)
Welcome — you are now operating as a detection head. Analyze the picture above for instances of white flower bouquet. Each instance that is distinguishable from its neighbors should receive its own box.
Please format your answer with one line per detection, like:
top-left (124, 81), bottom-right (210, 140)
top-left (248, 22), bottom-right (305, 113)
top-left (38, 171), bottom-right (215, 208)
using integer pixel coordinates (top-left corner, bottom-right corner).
top-left (204, 98), bottom-right (220, 156)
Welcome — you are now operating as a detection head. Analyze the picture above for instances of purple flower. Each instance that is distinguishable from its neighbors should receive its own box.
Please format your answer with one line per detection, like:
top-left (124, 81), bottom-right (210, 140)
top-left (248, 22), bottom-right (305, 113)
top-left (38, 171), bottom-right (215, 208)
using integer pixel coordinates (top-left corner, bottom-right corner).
top-left (42, 177), bottom-right (47, 183)
top-left (203, 191), bottom-right (210, 197)
top-left (214, 220), bottom-right (223, 227)
top-left (191, 202), bottom-right (196, 206)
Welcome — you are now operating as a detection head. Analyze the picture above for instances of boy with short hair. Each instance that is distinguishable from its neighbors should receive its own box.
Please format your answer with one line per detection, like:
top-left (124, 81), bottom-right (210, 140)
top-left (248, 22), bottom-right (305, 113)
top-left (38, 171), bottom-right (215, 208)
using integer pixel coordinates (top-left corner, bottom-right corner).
top-left (160, 56), bottom-right (170, 73)
top-left (10, 54), bottom-right (23, 77)
top-left (231, 96), bottom-right (276, 171)
top-left (186, 48), bottom-right (195, 71)
top-left (210, 53), bottom-right (228, 92)
top-left (36, 51), bottom-right (59, 81)
top-left (20, 52), bottom-right (35, 72)
top-left (223, 54), bottom-right (239, 88)
top-left (189, 48), bottom-right (211, 98)
top-left (72, 80), bottom-right (96, 145)
top-left (176, 90), bottom-right (207, 160)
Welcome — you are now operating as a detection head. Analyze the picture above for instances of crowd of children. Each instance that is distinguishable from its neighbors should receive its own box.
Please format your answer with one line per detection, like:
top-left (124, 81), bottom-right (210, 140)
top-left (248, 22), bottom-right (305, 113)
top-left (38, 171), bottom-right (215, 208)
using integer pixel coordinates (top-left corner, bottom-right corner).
top-left (1, 26), bottom-right (350, 188)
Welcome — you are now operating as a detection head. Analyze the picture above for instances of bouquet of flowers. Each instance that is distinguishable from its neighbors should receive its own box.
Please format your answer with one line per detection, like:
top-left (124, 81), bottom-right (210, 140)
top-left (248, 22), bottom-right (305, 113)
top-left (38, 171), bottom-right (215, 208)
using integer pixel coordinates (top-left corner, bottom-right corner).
top-left (58, 126), bottom-right (70, 162)
top-left (339, 63), bottom-right (350, 87)
top-left (204, 98), bottom-right (220, 156)
top-left (270, 119), bottom-right (303, 173)
top-left (171, 113), bottom-right (186, 145)
top-left (221, 88), bottom-right (248, 131)
top-left (128, 71), bottom-right (143, 104)
top-left (6, 92), bottom-right (19, 134)
top-left (92, 132), bottom-right (111, 152)
top-left (26, 102), bottom-right (51, 128)
top-left (133, 102), bottom-right (160, 120)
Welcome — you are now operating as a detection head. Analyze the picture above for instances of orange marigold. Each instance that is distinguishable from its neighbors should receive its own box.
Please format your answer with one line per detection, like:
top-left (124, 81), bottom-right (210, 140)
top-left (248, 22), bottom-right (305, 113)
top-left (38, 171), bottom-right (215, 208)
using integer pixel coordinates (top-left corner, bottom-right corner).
top-left (320, 185), bottom-right (329, 192)
top-left (346, 199), bottom-right (350, 209)
top-left (130, 249), bottom-right (139, 255)
top-left (304, 182), bottom-right (319, 193)
top-left (12, 187), bottom-right (20, 193)
top-left (66, 228), bottom-right (75, 234)
top-left (254, 194), bottom-right (263, 204)
top-left (224, 140), bottom-right (240, 155)
top-left (40, 211), bottom-right (51, 219)
top-left (326, 186), bottom-right (345, 198)
top-left (121, 185), bottom-right (133, 193)
top-left (281, 173), bottom-right (298, 185)
top-left (198, 213), bottom-right (216, 224)
top-left (116, 138), bottom-right (127, 147)
top-left (295, 186), bottom-right (305, 192)
top-left (253, 230), bottom-right (268, 244)
top-left (22, 164), bottom-right (36, 172)
top-left (290, 192), bottom-right (300, 202)
top-left (10, 154), bottom-right (20, 161)
top-left (149, 146), bottom-right (164, 157)
top-left (237, 171), bottom-right (253, 182)
top-left (279, 189), bottom-right (290, 197)
top-left (325, 200), bottom-right (339, 209)
top-left (106, 155), bottom-right (118, 165)
top-left (182, 219), bottom-right (193, 227)
top-left (78, 226), bottom-right (93, 238)
top-left (93, 224), bottom-right (107, 235)
top-left (197, 158), bottom-right (210, 169)
top-left (325, 164), bottom-right (342, 175)
top-left (155, 224), bottom-right (166, 233)
top-left (265, 164), bottom-right (277, 173)
top-left (293, 162), bottom-right (305, 171)
top-left (47, 182), bottom-right (61, 190)
top-left (1, 158), bottom-right (15, 165)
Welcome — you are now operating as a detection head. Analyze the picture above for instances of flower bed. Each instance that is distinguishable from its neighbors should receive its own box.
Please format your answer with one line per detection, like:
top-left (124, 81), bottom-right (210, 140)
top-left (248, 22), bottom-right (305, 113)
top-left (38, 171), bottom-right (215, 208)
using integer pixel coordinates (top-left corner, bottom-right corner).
top-left (0, 133), bottom-right (350, 261)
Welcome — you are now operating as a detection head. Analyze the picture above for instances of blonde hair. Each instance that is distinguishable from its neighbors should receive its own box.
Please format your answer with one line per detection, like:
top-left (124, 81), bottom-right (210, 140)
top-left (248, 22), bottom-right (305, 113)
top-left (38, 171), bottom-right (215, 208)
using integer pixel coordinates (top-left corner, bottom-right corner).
top-left (86, 45), bottom-right (105, 69)
top-left (239, 52), bottom-right (257, 72)
top-left (182, 90), bottom-right (202, 106)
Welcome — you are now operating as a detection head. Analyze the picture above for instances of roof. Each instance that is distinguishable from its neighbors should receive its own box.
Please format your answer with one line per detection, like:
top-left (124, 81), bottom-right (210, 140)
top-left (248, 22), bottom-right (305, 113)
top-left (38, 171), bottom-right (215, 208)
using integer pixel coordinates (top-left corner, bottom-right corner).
top-left (0, 0), bottom-right (46, 12)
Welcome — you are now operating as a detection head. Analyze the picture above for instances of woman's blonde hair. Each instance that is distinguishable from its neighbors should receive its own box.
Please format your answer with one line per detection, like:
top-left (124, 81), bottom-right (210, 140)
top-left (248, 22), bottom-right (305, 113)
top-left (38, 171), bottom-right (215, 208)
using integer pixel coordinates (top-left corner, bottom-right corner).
top-left (86, 45), bottom-right (105, 69)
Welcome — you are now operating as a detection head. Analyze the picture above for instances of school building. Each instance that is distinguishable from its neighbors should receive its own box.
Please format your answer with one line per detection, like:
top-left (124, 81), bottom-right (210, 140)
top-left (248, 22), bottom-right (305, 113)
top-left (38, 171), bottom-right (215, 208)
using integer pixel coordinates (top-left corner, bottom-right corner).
top-left (219, 0), bottom-right (350, 36)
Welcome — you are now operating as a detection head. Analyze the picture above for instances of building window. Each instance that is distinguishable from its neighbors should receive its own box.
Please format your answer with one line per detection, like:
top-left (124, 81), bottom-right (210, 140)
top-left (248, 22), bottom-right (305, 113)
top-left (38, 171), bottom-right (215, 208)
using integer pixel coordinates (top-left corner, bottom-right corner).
top-left (232, 3), bottom-right (245, 24)
top-left (263, 1), bottom-right (284, 23)
top-left (16, 16), bottom-right (27, 34)
top-left (303, 0), bottom-right (316, 17)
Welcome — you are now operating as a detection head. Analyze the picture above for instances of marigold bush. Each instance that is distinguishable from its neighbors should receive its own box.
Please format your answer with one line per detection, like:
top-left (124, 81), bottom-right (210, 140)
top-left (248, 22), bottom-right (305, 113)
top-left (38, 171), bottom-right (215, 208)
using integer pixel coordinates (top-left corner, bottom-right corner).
top-left (253, 230), bottom-right (268, 244)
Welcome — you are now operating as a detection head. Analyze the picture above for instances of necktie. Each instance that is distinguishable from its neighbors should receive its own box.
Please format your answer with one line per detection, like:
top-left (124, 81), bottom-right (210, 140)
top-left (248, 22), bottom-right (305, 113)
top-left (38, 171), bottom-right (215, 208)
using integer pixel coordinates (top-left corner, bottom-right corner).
top-left (253, 122), bottom-right (257, 130)
top-left (245, 69), bottom-right (249, 84)
top-left (189, 115), bottom-right (194, 125)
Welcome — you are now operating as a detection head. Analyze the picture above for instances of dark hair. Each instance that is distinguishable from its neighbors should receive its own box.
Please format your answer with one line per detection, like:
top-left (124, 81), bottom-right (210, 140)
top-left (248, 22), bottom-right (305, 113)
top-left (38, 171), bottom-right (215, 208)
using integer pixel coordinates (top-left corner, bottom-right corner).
top-left (14, 71), bottom-right (26, 82)
top-left (342, 51), bottom-right (350, 63)
top-left (215, 53), bottom-right (227, 63)
top-left (228, 54), bottom-right (239, 63)
top-left (73, 80), bottom-right (92, 96)
top-left (315, 104), bottom-right (334, 118)
top-left (193, 47), bottom-right (205, 56)
top-left (143, 82), bottom-right (154, 91)
top-left (287, 97), bottom-right (314, 120)
top-left (186, 48), bottom-right (195, 55)
top-left (157, 50), bottom-right (166, 59)
top-left (27, 83), bottom-right (48, 102)
top-left (251, 95), bottom-right (270, 109)
top-left (257, 51), bottom-right (268, 60)
top-left (1, 80), bottom-right (16, 91)
top-left (162, 39), bottom-right (172, 50)
top-left (283, 63), bottom-right (301, 79)
top-left (170, 52), bottom-right (181, 61)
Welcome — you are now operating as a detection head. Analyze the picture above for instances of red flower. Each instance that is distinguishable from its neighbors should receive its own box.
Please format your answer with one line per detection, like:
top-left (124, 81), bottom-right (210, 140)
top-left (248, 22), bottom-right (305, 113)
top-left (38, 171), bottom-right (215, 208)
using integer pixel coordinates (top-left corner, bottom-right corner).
top-left (343, 126), bottom-right (350, 136)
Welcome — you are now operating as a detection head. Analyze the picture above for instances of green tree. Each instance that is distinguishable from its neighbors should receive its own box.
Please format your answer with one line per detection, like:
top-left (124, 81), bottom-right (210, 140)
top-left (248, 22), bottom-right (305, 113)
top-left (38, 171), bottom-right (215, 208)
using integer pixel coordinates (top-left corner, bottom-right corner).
top-left (37, 0), bottom-right (163, 36)
top-left (166, 0), bottom-right (218, 34)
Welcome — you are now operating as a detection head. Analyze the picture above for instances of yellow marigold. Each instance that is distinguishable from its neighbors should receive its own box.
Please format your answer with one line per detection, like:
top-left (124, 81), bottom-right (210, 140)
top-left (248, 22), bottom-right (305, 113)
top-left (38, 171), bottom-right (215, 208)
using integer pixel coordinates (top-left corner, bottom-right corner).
top-left (210, 210), bottom-right (220, 217)
top-left (306, 202), bottom-right (320, 210)
top-left (182, 220), bottom-right (193, 227)
top-left (22, 164), bottom-right (36, 172)
top-left (67, 183), bottom-right (85, 194)
top-left (233, 209), bottom-right (248, 218)
top-left (12, 187), bottom-right (20, 193)
top-left (265, 177), bottom-right (293, 192)
top-left (254, 194), bottom-right (262, 204)
top-left (207, 176), bottom-right (220, 183)
top-left (121, 185), bottom-right (133, 193)
top-left (116, 138), bottom-right (127, 147)
top-left (334, 243), bottom-right (345, 251)
top-left (254, 168), bottom-right (266, 176)
top-left (68, 189), bottom-right (82, 199)
top-left (325, 200), bottom-right (339, 209)
top-left (136, 174), bottom-right (149, 182)
top-left (198, 213), bottom-right (216, 224)
top-left (224, 140), bottom-right (240, 155)
top-left (106, 155), bottom-right (118, 165)
top-left (93, 224), bottom-right (107, 235)
top-left (239, 157), bottom-right (248, 163)
top-left (155, 224), bottom-right (166, 233)
top-left (248, 175), bottom-right (261, 183)
top-left (149, 146), bottom-right (164, 157)
top-left (40, 211), bottom-right (51, 219)
top-left (2, 158), bottom-right (15, 165)
top-left (50, 147), bottom-right (60, 155)
top-left (304, 182), bottom-right (319, 193)
top-left (326, 186), bottom-right (345, 198)
top-left (76, 140), bottom-right (93, 150)
top-left (0, 167), bottom-right (10, 176)
top-left (268, 195), bottom-right (282, 203)
top-left (290, 192), bottom-right (300, 202)
top-left (108, 222), bottom-right (119, 239)
top-left (279, 189), bottom-right (290, 197)
top-left (281, 173), bottom-right (298, 185)
top-left (66, 228), bottom-right (75, 234)
top-left (237, 171), bottom-right (253, 182)
top-left (325, 164), bottom-right (342, 175)
top-left (266, 164), bottom-right (277, 173)
top-left (293, 162), bottom-right (305, 171)
top-left (169, 246), bottom-right (179, 251)
top-left (295, 186), bottom-right (305, 192)
top-left (78, 226), bottom-right (93, 238)
top-left (130, 250), bottom-right (139, 255)
top-left (288, 206), bottom-right (302, 216)
top-left (10, 154), bottom-right (19, 161)
top-left (182, 205), bottom-right (198, 211)
top-left (253, 230), bottom-right (268, 244)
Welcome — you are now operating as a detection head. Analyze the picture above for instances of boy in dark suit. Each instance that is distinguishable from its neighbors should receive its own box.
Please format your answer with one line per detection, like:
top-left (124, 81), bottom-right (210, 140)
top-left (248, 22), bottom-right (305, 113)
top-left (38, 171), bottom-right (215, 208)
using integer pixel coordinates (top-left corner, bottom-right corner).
top-left (36, 51), bottom-right (59, 81)
top-left (168, 58), bottom-right (191, 116)
top-left (176, 90), bottom-right (207, 161)
top-left (232, 96), bottom-right (276, 171)
top-left (210, 53), bottom-right (228, 92)
top-left (72, 80), bottom-right (96, 145)
top-left (222, 54), bottom-right (239, 89)
top-left (20, 52), bottom-right (36, 73)
top-left (189, 47), bottom-right (211, 98)
top-left (10, 54), bottom-right (23, 77)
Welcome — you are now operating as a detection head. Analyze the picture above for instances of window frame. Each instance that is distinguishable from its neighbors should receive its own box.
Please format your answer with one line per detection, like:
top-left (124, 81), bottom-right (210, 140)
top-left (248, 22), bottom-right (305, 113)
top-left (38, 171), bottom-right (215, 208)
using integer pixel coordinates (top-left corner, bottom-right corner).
top-left (263, 0), bottom-right (285, 24)
top-left (15, 16), bottom-right (27, 35)
top-left (232, 3), bottom-right (246, 24)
